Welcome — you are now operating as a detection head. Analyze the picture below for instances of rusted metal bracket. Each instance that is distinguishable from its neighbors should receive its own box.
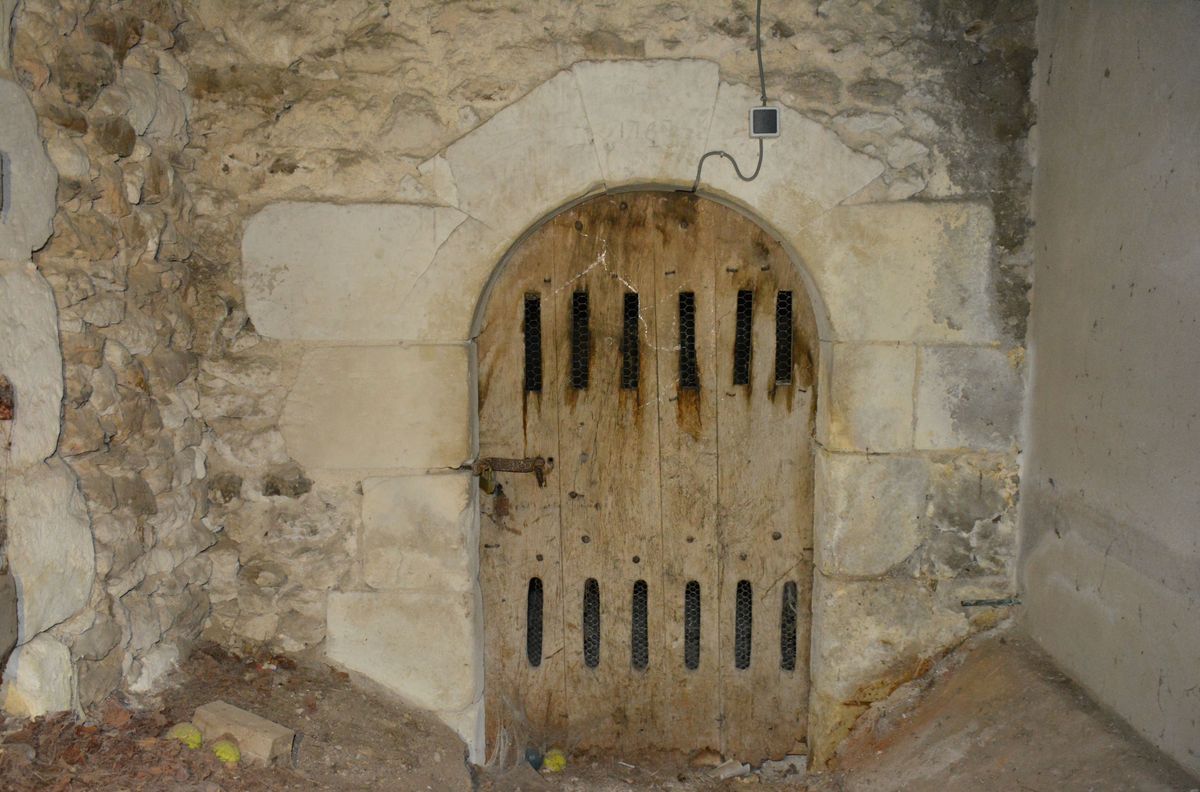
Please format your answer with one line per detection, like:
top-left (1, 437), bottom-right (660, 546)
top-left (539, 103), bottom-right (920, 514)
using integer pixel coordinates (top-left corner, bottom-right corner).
top-left (472, 456), bottom-right (552, 493)
top-left (960, 596), bottom-right (1021, 608)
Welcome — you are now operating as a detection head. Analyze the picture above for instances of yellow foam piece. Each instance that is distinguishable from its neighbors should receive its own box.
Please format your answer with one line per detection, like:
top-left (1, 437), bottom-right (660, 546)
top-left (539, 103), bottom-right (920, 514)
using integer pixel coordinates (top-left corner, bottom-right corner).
top-left (542, 748), bottom-right (566, 773)
top-left (167, 722), bottom-right (202, 750)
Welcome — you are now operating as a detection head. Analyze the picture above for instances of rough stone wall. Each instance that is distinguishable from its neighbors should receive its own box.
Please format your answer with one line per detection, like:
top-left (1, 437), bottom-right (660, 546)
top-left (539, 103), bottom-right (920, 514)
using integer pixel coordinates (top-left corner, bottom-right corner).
top-left (178, 0), bottom-right (1035, 638)
top-left (164, 0), bottom-right (1036, 761)
top-left (3, 0), bottom-right (212, 713)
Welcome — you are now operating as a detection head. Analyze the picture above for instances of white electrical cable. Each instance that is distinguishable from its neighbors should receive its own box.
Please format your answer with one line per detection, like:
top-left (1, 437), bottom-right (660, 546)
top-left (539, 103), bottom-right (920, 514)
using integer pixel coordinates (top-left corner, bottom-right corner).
top-left (689, 0), bottom-right (768, 192)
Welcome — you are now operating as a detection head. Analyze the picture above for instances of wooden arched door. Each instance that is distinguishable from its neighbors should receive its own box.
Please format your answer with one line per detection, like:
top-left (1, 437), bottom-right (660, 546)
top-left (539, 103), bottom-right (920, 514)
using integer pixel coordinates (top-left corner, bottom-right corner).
top-left (478, 191), bottom-right (817, 762)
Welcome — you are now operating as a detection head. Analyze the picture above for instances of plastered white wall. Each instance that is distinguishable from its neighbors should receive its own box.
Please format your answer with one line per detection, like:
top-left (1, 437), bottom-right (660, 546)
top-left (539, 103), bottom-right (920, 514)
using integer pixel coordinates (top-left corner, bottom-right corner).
top-left (1022, 0), bottom-right (1200, 776)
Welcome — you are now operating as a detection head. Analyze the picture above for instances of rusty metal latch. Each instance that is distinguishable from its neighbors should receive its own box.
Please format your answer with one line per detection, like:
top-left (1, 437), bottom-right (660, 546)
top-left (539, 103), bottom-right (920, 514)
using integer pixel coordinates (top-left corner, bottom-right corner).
top-left (472, 456), bottom-right (552, 493)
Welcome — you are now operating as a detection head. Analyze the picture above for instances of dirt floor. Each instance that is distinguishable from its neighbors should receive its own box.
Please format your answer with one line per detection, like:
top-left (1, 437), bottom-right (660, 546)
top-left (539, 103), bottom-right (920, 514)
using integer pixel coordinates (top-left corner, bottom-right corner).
top-left (0, 632), bottom-right (1194, 791)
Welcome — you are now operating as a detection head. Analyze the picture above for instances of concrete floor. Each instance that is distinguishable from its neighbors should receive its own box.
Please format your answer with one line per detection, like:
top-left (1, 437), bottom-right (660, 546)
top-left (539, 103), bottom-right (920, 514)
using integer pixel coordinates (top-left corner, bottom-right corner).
top-left (494, 630), bottom-right (1198, 791)
top-left (832, 631), bottom-right (1196, 791)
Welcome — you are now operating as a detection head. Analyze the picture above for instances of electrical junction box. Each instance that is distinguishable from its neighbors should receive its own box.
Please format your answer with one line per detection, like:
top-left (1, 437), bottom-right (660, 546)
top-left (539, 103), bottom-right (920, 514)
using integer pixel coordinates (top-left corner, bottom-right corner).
top-left (749, 106), bottom-right (780, 138)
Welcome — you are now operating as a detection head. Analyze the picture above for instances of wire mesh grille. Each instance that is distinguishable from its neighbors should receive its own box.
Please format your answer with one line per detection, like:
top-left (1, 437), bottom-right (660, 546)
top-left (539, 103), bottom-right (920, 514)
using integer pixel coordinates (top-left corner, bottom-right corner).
top-left (570, 290), bottom-right (590, 389)
top-left (526, 577), bottom-right (543, 667)
top-left (780, 580), bottom-right (798, 671)
top-left (774, 290), bottom-right (793, 384)
top-left (679, 291), bottom-right (699, 390)
top-left (734, 580), bottom-right (753, 670)
top-left (631, 579), bottom-right (649, 670)
top-left (523, 294), bottom-right (543, 393)
top-left (620, 292), bottom-right (640, 390)
top-left (684, 580), bottom-right (701, 670)
top-left (583, 578), bottom-right (601, 668)
top-left (733, 289), bottom-right (753, 385)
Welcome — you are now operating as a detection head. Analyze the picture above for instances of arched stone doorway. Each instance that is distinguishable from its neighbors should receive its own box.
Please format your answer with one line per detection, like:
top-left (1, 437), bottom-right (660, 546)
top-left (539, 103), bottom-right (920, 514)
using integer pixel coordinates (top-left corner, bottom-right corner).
top-left (477, 191), bottom-right (819, 761)
top-left (241, 58), bottom-right (1015, 769)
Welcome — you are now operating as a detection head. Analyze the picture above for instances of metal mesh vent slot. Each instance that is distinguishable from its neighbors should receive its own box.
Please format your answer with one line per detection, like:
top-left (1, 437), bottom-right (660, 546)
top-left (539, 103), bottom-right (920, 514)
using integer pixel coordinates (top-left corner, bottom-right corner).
top-left (734, 580), bottom-right (753, 670)
top-left (583, 578), bottom-right (601, 668)
top-left (774, 291), bottom-right (793, 384)
top-left (523, 294), bottom-right (543, 393)
top-left (780, 581), bottom-right (798, 671)
top-left (620, 292), bottom-right (640, 390)
top-left (570, 290), bottom-right (590, 389)
top-left (679, 291), bottom-right (699, 390)
top-left (527, 577), bottom-right (544, 667)
top-left (631, 579), bottom-right (649, 670)
top-left (733, 289), bottom-right (753, 385)
top-left (684, 580), bottom-right (701, 670)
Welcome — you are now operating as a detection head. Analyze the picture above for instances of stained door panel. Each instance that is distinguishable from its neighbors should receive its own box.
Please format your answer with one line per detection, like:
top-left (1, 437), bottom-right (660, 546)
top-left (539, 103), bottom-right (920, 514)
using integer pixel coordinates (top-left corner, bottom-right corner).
top-left (650, 195), bottom-right (723, 751)
top-left (715, 217), bottom-right (815, 760)
top-left (478, 238), bottom-right (567, 756)
top-left (550, 198), bottom-right (666, 752)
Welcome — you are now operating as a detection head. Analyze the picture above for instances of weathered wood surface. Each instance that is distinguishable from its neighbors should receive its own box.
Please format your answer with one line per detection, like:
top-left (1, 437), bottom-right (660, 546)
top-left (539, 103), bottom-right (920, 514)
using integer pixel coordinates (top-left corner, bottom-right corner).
top-left (478, 228), bottom-right (567, 756)
top-left (478, 191), bottom-right (817, 761)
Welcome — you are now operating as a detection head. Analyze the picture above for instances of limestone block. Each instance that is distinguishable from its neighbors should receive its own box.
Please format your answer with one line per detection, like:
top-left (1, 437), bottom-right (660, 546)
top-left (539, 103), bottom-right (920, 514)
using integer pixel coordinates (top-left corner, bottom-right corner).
top-left (573, 59), bottom-right (719, 187)
top-left (701, 80), bottom-right (883, 230)
top-left (396, 217), bottom-right (509, 341)
top-left (194, 700), bottom-right (295, 765)
top-left (911, 453), bottom-right (1019, 579)
top-left (793, 202), bottom-right (1000, 343)
top-left (820, 343), bottom-right (915, 453)
top-left (326, 588), bottom-right (481, 713)
top-left (915, 346), bottom-right (1022, 450)
top-left (442, 69), bottom-right (602, 241)
top-left (242, 202), bottom-right (469, 342)
top-left (7, 458), bottom-right (95, 640)
top-left (0, 260), bottom-right (63, 466)
top-left (0, 79), bottom-right (58, 260)
top-left (815, 451), bottom-right (927, 577)
top-left (2, 634), bottom-right (75, 717)
top-left (438, 696), bottom-right (484, 764)
top-left (809, 574), bottom-right (970, 764)
top-left (361, 473), bottom-right (476, 591)
top-left (280, 345), bottom-right (470, 472)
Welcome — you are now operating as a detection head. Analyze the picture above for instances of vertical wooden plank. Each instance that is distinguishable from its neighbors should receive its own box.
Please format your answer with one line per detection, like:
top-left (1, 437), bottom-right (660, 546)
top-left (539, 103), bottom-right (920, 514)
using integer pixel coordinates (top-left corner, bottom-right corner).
top-left (651, 193), bottom-right (724, 753)
top-left (553, 195), bottom-right (664, 752)
top-left (478, 229), bottom-right (568, 759)
top-left (714, 207), bottom-right (816, 761)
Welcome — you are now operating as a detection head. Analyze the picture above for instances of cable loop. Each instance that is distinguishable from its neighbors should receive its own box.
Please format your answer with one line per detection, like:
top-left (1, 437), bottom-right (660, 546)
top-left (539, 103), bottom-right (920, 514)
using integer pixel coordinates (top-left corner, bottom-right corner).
top-left (689, 0), bottom-right (768, 193)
